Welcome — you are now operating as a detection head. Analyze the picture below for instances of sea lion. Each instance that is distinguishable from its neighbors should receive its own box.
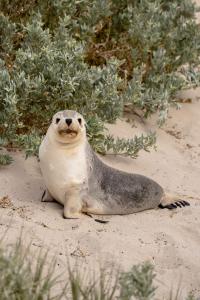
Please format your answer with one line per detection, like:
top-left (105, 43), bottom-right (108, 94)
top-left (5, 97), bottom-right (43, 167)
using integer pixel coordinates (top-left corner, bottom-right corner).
top-left (39, 110), bottom-right (189, 219)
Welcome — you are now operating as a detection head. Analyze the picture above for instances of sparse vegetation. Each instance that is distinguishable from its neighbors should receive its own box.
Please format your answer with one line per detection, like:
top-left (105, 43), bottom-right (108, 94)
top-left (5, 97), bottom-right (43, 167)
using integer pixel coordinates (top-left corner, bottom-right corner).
top-left (0, 240), bottom-right (60, 299)
top-left (0, 153), bottom-right (13, 165)
top-left (0, 239), bottom-right (197, 300)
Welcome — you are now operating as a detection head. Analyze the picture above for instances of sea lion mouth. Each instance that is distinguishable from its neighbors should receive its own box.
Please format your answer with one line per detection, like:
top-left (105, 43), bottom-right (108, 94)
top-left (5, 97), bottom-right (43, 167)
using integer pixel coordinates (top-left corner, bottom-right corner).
top-left (58, 129), bottom-right (78, 137)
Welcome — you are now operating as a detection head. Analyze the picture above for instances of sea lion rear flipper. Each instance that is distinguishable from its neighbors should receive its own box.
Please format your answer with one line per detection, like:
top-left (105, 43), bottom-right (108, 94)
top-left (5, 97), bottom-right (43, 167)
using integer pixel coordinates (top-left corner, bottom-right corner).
top-left (158, 200), bottom-right (190, 210)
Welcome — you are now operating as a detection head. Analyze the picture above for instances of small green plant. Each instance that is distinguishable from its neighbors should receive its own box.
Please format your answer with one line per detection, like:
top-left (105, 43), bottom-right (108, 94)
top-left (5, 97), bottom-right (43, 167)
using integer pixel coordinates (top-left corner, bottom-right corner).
top-left (186, 293), bottom-right (197, 300)
top-left (0, 154), bottom-right (13, 166)
top-left (119, 262), bottom-right (156, 300)
top-left (0, 240), bottom-right (62, 300)
top-left (103, 132), bottom-right (156, 158)
top-left (0, 137), bottom-right (13, 166)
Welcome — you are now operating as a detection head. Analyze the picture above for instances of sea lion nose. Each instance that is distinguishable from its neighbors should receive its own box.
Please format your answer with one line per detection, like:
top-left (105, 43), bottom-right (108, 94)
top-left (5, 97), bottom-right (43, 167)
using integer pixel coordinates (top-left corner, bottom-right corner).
top-left (65, 118), bottom-right (72, 126)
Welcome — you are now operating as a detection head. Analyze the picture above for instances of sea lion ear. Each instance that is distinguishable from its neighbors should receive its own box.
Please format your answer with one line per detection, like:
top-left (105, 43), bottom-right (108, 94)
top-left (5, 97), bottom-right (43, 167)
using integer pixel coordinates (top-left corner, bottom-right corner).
top-left (52, 115), bottom-right (57, 124)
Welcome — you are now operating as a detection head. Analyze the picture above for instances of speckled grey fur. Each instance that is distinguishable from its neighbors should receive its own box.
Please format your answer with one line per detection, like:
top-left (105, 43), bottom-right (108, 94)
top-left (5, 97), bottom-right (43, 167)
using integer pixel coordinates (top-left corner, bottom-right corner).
top-left (85, 143), bottom-right (164, 214)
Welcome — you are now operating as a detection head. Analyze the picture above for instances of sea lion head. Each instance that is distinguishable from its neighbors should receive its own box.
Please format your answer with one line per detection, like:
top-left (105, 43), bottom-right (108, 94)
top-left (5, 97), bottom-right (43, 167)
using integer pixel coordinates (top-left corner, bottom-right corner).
top-left (49, 110), bottom-right (86, 144)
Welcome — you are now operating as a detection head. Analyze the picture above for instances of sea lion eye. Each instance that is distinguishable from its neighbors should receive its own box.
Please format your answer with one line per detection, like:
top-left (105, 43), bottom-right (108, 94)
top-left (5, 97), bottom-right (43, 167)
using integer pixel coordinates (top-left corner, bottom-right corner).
top-left (56, 118), bottom-right (60, 124)
top-left (78, 118), bottom-right (82, 125)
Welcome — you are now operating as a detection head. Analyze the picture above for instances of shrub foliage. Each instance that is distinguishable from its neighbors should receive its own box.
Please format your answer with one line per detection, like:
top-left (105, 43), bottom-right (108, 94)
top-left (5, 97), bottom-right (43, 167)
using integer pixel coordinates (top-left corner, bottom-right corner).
top-left (0, 0), bottom-right (199, 162)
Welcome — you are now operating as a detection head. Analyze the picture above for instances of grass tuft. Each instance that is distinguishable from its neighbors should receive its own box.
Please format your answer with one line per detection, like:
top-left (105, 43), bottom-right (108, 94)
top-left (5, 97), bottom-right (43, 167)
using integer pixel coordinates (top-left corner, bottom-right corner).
top-left (0, 239), bottom-right (197, 300)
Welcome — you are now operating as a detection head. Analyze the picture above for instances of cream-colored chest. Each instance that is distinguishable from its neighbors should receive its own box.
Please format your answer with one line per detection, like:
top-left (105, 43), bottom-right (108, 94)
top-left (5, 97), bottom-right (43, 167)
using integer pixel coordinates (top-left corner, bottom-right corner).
top-left (39, 139), bottom-right (87, 200)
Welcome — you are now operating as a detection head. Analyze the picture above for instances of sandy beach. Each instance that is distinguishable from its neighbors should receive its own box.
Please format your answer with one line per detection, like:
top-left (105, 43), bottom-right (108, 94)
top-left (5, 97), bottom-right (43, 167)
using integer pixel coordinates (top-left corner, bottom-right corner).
top-left (0, 87), bottom-right (200, 298)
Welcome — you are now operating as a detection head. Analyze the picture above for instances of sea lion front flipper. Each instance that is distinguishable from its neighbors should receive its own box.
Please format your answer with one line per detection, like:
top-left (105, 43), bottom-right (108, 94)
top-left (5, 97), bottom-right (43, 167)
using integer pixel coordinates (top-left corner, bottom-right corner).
top-left (41, 189), bottom-right (55, 202)
top-left (63, 183), bottom-right (82, 219)
top-left (83, 212), bottom-right (109, 224)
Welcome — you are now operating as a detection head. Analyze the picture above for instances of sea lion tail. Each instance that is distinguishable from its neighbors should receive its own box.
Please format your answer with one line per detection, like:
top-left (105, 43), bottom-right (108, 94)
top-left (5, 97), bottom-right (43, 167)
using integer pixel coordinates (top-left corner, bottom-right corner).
top-left (158, 193), bottom-right (190, 210)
